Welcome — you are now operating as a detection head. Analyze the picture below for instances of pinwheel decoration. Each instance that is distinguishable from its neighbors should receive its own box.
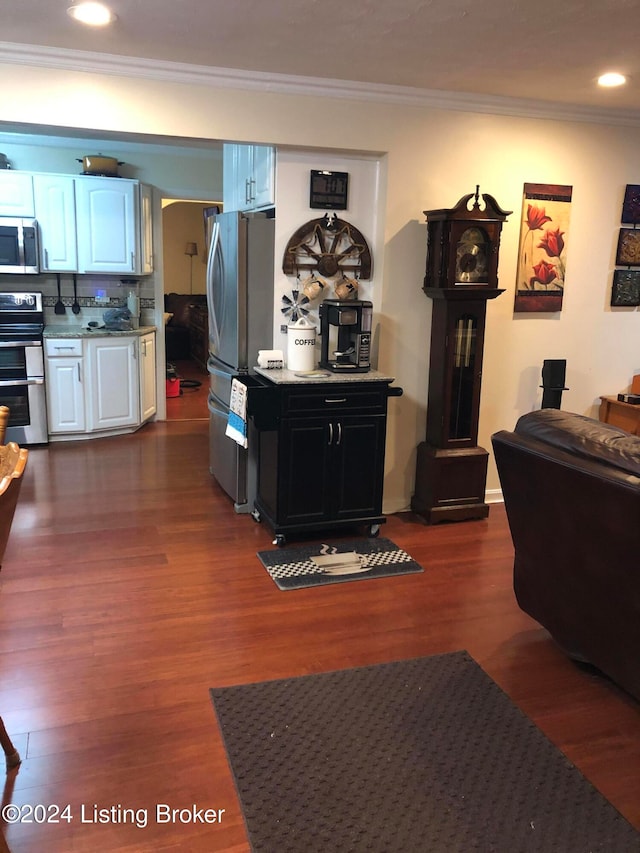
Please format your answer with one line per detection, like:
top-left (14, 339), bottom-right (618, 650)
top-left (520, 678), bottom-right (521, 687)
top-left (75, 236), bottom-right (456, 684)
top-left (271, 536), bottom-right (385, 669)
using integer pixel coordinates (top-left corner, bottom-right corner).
top-left (281, 289), bottom-right (311, 323)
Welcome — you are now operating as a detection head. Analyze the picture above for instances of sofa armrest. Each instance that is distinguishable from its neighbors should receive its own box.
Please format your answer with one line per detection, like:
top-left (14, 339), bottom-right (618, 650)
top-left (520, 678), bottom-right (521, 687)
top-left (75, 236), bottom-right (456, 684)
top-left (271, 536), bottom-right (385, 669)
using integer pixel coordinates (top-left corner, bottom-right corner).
top-left (514, 409), bottom-right (640, 477)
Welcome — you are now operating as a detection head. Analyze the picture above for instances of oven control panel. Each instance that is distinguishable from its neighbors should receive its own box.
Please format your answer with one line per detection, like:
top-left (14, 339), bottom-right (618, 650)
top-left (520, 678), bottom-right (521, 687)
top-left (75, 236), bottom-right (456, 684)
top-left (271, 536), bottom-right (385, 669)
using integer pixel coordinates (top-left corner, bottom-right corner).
top-left (0, 292), bottom-right (42, 312)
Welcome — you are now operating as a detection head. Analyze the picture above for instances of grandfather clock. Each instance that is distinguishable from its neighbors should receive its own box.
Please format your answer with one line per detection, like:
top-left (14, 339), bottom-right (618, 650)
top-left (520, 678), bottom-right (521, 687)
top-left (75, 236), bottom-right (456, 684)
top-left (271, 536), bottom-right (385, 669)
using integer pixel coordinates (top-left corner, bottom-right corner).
top-left (412, 187), bottom-right (511, 523)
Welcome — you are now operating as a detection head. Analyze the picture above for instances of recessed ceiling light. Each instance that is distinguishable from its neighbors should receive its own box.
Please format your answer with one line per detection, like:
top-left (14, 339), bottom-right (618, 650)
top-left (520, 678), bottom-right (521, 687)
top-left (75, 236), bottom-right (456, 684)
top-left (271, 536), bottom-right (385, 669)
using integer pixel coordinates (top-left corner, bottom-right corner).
top-left (597, 72), bottom-right (627, 88)
top-left (67, 2), bottom-right (116, 27)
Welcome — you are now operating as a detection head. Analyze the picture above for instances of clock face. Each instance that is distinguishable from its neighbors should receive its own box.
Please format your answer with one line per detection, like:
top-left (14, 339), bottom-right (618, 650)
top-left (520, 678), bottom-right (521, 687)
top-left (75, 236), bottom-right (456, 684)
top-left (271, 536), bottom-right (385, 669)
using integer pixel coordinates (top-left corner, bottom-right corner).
top-left (455, 227), bottom-right (489, 283)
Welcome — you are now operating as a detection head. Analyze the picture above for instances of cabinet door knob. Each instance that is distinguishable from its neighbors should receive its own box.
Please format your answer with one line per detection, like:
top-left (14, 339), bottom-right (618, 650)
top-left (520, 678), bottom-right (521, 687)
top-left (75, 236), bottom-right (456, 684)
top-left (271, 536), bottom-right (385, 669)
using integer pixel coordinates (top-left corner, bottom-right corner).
top-left (328, 422), bottom-right (334, 445)
top-left (336, 422), bottom-right (342, 445)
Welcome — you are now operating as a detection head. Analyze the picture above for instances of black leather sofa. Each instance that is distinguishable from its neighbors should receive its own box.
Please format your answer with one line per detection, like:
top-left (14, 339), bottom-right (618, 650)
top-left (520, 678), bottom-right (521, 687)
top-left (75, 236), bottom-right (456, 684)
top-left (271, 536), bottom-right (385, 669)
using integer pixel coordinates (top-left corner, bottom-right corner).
top-left (492, 408), bottom-right (640, 701)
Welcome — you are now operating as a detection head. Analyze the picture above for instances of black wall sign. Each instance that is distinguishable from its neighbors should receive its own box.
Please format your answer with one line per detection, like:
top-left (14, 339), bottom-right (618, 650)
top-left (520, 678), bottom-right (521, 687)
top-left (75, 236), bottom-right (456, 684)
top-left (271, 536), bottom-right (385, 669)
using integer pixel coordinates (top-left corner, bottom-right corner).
top-left (310, 170), bottom-right (349, 210)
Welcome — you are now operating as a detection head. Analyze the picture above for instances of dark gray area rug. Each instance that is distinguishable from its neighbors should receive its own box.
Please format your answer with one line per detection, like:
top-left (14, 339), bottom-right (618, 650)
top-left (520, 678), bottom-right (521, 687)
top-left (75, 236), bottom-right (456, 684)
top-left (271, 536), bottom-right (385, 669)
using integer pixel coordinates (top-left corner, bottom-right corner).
top-left (256, 537), bottom-right (423, 590)
top-left (210, 651), bottom-right (640, 852)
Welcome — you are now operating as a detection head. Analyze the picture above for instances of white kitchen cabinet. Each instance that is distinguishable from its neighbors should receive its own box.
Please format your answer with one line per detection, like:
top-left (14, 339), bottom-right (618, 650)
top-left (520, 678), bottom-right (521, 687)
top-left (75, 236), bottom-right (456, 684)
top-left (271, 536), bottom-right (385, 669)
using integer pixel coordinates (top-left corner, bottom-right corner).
top-left (86, 336), bottom-right (138, 431)
top-left (139, 332), bottom-right (157, 422)
top-left (45, 332), bottom-right (157, 440)
top-left (45, 338), bottom-right (86, 434)
top-left (75, 176), bottom-right (138, 274)
top-left (0, 171), bottom-right (35, 217)
top-left (33, 174), bottom-right (78, 272)
top-left (138, 183), bottom-right (154, 275)
top-left (223, 144), bottom-right (275, 212)
top-left (251, 145), bottom-right (276, 210)
top-left (0, 169), bottom-right (153, 274)
top-left (222, 145), bottom-right (243, 212)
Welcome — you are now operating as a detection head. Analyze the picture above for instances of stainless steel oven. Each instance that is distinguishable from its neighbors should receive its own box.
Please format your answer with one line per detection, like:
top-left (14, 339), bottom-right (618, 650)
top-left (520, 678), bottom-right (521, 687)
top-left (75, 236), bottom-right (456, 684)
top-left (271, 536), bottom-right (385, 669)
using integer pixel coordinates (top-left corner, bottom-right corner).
top-left (0, 291), bottom-right (47, 445)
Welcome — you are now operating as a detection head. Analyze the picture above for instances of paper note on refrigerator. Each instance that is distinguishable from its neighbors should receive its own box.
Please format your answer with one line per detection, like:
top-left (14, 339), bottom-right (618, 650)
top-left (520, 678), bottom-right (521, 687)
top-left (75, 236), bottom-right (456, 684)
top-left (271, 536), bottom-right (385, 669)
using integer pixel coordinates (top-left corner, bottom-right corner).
top-left (225, 378), bottom-right (248, 448)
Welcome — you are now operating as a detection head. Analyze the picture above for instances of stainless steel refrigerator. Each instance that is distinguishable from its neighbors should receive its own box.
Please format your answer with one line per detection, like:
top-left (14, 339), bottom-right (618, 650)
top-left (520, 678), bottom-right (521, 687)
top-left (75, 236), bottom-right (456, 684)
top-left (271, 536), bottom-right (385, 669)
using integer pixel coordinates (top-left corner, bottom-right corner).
top-left (206, 210), bottom-right (275, 512)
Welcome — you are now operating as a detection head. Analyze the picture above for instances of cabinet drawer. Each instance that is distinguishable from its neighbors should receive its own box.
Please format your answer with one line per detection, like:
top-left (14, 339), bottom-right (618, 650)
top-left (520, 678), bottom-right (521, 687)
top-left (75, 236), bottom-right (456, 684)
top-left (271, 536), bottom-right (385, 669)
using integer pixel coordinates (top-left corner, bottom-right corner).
top-left (282, 385), bottom-right (388, 416)
top-left (45, 338), bottom-right (83, 357)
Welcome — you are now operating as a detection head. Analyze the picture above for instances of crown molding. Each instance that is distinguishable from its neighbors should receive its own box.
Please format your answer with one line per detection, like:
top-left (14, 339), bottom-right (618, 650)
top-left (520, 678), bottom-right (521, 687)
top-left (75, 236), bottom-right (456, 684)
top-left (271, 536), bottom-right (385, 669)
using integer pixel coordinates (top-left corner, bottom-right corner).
top-left (1, 41), bottom-right (639, 128)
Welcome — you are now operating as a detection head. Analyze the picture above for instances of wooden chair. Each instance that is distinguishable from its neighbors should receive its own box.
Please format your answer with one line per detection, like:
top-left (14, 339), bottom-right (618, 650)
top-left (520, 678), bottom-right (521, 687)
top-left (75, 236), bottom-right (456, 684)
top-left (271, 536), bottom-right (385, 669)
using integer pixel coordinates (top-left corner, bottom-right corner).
top-left (0, 407), bottom-right (25, 797)
top-left (0, 407), bottom-right (8, 444)
top-left (0, 441), bottom-right (28, 573)
top-left (0, 718), bottom-right (19, 773)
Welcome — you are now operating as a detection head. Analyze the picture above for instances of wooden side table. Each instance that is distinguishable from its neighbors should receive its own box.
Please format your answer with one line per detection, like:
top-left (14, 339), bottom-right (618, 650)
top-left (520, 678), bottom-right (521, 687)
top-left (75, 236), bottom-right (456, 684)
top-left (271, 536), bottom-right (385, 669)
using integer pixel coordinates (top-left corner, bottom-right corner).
top-left (598, 396), bottom-right (640, 435)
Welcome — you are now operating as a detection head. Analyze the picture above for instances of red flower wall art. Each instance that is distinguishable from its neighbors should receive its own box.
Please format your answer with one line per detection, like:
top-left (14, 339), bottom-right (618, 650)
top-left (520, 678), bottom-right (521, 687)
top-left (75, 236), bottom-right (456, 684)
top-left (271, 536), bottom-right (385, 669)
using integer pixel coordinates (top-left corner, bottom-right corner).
top-left (514, 183), bottom-right (573, 312)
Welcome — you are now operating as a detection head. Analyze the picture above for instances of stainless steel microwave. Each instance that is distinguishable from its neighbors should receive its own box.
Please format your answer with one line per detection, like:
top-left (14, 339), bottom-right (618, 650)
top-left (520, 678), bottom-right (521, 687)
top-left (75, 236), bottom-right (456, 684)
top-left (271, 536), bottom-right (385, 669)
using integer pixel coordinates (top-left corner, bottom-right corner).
top-left (0, 218), bottom-right (39, 274)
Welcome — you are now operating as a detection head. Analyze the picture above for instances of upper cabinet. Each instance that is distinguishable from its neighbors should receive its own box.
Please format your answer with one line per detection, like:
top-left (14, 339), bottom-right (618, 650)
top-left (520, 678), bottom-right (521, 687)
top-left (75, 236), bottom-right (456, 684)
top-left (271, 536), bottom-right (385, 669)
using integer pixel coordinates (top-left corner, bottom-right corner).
top-left (33, 174), bottom-right (78, 272)
top-left (1, 171), bottom-right (156, 275)
top-left (138, 183), bottom-right (154, 275)
top-left (223, 143), bottom-right (275, 212)
top-left (0, 171), bottom-right (35, 217)
top-left (75, 176), bottom-right (138, 274)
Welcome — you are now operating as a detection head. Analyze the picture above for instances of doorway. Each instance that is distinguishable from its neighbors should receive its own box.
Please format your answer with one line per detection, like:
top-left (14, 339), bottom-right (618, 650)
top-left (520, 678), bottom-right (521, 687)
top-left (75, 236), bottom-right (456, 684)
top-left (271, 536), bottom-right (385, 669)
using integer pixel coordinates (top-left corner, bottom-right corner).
top-left (162, 199), bottom-right (217, 421)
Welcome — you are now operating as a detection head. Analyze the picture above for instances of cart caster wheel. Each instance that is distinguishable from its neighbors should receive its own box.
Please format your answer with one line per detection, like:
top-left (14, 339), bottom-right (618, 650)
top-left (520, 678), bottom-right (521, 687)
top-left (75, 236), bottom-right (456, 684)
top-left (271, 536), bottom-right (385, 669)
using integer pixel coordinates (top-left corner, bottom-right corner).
top-left (368, 523), bottom-right (381, 538)
top-left (251, 509), bottom-right (261, 523)
top-left (273, 534), bottom-right (287, 547)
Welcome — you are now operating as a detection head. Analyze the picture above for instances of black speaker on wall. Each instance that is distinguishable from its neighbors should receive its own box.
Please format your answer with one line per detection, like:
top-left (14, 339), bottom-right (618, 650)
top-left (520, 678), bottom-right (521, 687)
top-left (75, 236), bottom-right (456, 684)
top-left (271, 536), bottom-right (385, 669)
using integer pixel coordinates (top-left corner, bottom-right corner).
top-left (540, 359), bottom-right (568, 409)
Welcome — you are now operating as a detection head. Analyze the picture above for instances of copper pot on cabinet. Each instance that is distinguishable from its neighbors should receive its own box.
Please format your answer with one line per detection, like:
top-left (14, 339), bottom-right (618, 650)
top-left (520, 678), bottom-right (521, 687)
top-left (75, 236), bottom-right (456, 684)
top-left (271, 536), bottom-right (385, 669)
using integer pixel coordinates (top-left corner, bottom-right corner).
top-left (77, 154), bottom-right (124, 177)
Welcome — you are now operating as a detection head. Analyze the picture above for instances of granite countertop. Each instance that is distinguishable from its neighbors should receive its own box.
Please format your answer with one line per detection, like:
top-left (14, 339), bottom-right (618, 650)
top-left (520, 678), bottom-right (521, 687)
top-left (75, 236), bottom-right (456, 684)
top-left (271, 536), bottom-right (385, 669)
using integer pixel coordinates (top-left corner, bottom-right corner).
top-left (44, 325), bottom-right (157, 338)
top-left (253, 367), bottom-right (396, 385)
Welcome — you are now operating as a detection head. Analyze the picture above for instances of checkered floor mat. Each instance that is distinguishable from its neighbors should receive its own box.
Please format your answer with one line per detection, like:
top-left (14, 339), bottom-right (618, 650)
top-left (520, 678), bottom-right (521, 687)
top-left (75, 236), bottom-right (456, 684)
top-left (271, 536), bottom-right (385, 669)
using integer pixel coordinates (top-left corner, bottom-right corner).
top-left (257, 538), bottom-right (424, 590)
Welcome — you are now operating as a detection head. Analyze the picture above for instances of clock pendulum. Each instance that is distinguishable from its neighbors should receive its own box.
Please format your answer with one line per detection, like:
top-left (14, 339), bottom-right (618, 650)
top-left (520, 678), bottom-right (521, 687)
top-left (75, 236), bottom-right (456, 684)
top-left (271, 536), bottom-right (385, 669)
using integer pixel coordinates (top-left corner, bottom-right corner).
top-left (411, 187), bottom-right (511, 523)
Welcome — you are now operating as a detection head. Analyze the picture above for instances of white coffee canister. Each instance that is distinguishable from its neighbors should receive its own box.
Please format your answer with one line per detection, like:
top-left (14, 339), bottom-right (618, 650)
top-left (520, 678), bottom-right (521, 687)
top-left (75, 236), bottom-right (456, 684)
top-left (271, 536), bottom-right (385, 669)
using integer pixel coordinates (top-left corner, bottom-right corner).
top-left (287, 317), bottom-right (317, 372)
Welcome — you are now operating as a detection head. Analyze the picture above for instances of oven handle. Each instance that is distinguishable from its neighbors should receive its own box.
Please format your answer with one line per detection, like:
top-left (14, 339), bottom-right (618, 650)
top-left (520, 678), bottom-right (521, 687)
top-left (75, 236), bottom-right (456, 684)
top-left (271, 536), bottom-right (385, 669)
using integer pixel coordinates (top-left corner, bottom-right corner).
top-left (0, 378), bottom-right (44, 387)
top-left (0, 340), bottom-right (43, 349)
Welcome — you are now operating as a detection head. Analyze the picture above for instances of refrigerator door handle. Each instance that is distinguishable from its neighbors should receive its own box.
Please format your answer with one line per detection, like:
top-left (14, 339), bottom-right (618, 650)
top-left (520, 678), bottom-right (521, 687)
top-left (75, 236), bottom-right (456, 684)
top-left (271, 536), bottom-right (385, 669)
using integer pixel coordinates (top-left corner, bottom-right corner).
top-left (207, 388), bottom-right (228, 413)
top-left (207, 353), bottom-right (234, 376)
top-left (206, 220), bottom-right (222, 353)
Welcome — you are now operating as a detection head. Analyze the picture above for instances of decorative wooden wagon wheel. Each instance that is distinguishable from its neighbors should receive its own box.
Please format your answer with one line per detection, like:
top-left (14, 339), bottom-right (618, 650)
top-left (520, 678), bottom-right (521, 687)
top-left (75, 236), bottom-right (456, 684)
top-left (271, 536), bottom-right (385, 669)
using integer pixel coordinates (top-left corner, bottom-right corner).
top-left (282, 214), bottom-right (372, 279)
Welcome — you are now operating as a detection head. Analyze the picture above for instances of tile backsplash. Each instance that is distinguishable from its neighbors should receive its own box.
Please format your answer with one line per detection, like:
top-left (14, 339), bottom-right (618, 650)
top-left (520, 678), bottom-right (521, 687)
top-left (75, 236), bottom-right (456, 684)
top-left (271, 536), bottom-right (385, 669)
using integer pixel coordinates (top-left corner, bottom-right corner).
top-left (1, 275), bottom-right (156, 326)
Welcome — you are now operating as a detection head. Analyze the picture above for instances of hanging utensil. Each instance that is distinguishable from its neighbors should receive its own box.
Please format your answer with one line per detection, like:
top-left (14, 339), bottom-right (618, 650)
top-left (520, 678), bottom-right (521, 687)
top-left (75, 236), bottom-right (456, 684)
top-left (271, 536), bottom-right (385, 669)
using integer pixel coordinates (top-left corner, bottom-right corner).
top-left (71, 274), bottom-right (81, 314)
top-left (54, 273), bottom-right (65, 315)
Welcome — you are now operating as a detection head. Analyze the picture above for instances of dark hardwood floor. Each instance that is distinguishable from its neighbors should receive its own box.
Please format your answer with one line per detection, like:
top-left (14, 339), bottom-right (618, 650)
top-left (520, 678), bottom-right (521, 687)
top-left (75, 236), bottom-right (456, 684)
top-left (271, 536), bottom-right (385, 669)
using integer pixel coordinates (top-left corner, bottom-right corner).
top-left (1, 419), bottom-right (640, 851)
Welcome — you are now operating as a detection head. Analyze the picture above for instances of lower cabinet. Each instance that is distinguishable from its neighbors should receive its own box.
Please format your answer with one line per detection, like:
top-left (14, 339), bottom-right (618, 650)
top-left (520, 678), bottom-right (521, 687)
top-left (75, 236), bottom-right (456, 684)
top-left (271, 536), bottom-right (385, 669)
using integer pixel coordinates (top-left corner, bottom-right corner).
top-left (45, 332), bottom-right (156, 439)
top-left (278, 415), bottom-right (386, 526)
top-left (45, 339), bottom-right (86, 434)
top-left (86, 337), bottom-right (138, 431)
top-left (139, 332), bottom-right (157, 423)
top-left (251, 379), bottom-right (398, 544)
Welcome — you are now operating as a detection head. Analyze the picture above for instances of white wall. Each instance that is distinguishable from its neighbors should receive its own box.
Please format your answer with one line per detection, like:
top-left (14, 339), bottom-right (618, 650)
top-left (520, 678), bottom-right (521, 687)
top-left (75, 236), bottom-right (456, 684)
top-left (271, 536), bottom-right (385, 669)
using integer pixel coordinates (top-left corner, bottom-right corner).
top-left (1, 63), bottom-right (639, 514)
top-left (273, 151), bottom-right (382, 359)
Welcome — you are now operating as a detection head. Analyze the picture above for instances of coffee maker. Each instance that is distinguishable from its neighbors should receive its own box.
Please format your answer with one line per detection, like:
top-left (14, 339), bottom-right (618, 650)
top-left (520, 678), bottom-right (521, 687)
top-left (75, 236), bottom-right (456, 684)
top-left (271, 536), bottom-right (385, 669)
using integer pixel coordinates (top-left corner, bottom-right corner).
top-left (319, 299), bottom-right (372, 373)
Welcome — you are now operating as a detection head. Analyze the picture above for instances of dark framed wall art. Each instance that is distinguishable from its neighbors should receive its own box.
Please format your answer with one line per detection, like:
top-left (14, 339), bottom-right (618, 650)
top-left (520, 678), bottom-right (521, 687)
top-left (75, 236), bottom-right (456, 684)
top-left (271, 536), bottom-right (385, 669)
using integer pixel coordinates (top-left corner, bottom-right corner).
top-left (611, 269), bottom-right (640, 306)
top-left (621, 184), bottom-right (640, 225)
top-left (610, 186), bottom-right (640, 307)
top-left (615, 228), bottom-right (640, 267)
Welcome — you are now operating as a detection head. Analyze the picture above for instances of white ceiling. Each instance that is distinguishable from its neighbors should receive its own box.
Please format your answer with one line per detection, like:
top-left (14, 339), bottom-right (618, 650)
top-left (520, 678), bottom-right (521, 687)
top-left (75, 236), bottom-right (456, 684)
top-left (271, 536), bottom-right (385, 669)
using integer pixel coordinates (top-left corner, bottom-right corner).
top-left (1, 0), bottom-right (639, 120)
